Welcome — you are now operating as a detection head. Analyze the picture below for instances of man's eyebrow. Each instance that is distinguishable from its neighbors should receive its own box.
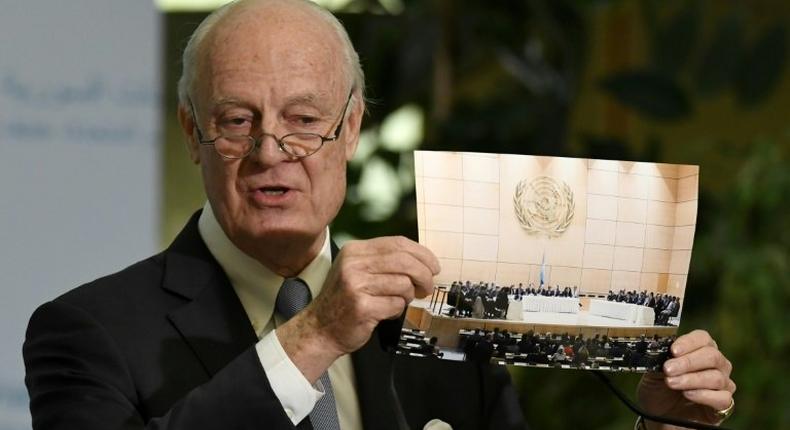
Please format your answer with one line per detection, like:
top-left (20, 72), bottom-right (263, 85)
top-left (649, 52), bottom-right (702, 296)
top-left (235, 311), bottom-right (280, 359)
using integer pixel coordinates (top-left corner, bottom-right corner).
top-left (284, 93), bottom-right (318, 104)
top-left (205, 99), bottom-right (260, 118)
top-left (211, 98), bottom-right (249, 108)
top-left (208, 93), bottom-right (335, 113)
top-left (282, 92), bottom-right (334, 113)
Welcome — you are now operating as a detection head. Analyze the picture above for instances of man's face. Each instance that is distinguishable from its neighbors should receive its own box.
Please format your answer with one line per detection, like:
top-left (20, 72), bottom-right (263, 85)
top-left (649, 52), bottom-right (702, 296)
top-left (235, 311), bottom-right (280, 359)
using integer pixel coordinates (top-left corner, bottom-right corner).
top-left (180, 4), bottom-right (362, 265)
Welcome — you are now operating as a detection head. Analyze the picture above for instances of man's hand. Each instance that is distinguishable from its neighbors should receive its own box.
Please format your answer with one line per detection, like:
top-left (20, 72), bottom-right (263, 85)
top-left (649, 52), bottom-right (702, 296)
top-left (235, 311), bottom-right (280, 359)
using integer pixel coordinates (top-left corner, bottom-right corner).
top-left (276, 236), bottom-right (440, 383)
top-left (638, 330), bottom-right (736, 429)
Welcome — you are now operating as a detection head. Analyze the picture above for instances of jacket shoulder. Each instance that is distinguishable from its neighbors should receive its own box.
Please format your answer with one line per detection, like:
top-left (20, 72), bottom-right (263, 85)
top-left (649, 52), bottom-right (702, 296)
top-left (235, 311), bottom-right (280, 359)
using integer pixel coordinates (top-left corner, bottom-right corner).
top-left (54, 251), bottom-right (172, 318)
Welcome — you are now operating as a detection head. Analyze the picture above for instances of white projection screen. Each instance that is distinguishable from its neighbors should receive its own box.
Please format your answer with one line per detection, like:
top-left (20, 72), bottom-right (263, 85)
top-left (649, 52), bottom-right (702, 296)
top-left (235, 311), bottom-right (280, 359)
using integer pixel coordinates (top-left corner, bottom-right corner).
top-left (0, 2), bottom-right (161, 427)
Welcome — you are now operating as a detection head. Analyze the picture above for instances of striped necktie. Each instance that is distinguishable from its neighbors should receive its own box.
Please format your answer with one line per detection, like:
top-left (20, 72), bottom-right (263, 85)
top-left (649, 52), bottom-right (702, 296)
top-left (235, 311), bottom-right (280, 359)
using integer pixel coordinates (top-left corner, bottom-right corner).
top-left (275, 277), bottom-right (341, 430)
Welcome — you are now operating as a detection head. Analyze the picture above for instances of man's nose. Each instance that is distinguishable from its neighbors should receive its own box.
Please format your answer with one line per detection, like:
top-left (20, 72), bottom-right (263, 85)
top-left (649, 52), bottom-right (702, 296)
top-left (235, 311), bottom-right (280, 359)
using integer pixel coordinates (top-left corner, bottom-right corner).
top-left (249, 132), bottom-right (289, 166)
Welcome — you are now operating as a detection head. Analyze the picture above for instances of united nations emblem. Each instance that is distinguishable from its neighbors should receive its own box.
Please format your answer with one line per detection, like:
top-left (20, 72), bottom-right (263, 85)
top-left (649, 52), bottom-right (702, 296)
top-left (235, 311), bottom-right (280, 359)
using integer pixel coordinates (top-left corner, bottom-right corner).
top-left (513, 176), bottom-right (575, 238)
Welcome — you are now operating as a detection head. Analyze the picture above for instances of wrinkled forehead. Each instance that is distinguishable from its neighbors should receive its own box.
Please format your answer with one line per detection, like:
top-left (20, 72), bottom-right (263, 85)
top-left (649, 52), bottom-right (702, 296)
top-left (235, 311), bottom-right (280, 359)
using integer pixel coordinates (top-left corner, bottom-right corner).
top-left (194, 2), bottom-right (347, 102)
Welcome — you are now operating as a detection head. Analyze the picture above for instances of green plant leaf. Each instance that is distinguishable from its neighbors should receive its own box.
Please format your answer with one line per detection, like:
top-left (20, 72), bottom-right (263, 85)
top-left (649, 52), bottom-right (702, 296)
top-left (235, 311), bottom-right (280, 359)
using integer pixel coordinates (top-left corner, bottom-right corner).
top-left (650, 1), bottom-right (701, 76)
top-left (735, 24), bottom-right (788, 107)
top-left (695, 13), bottom-right (743, 97)
top-left (599, 70), bottom-right (691, 120)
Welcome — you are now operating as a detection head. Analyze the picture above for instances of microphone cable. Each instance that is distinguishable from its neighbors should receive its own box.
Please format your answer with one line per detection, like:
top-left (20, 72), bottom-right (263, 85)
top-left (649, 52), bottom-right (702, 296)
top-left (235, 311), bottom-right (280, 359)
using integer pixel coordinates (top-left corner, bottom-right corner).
top-left (388, 358), bottom-right (412, 430)
top-left (379, 315), bottom-right (412, 430)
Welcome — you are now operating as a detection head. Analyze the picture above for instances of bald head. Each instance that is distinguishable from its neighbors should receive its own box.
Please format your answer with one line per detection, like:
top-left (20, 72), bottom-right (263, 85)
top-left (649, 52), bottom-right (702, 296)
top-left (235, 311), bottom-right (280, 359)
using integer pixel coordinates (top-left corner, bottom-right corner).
top-left (178, 0), bottom-right (364, 108)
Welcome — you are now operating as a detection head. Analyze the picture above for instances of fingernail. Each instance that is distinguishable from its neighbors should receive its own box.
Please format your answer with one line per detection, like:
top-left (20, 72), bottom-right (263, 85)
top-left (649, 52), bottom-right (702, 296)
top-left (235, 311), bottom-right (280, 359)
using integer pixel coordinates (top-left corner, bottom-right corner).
top-left (664, 361), bottom-right (675, 374)
top-left (666, 376), bottom-right (680, 387)
top-left (672, 344), bottom-right (683, 356)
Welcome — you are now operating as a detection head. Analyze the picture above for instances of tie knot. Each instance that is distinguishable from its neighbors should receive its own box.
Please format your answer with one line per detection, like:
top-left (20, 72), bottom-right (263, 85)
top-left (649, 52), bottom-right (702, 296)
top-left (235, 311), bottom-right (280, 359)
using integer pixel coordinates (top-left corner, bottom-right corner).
top-left (275, 277), bottom-right (312, 321)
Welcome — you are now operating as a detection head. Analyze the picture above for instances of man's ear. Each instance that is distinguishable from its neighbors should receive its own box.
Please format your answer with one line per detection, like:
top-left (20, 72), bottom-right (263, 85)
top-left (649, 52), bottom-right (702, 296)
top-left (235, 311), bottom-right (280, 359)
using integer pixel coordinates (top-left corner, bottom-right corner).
top-left (343, 94), bottom-right (365, 161)
top-left (177, 103), bottom-right (201, 165)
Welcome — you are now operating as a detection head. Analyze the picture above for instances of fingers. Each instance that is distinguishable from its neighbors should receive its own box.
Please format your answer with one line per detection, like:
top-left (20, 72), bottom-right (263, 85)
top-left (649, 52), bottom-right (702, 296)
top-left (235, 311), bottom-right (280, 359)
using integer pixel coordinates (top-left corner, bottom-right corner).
top-left (335, 251), bottom-right (434, 298)
top-left (666, 369), bottom-right (730, 392)
top-left (338, 236), bottom-right (440, 299)
top-left (356, 251), bottom-right (436, 297)
top-left (662, 330), bottom-right (736, 416)
top-left (355, 273), bottom-right (418, 304)
top-left (664, 345), bottom-right (733, 377)
top-left (345, 236), bottom-right (441, 275)
top-left (670, 329), bottom-right (717, 356)
top-left (682, 388), bottom-right (735, 412)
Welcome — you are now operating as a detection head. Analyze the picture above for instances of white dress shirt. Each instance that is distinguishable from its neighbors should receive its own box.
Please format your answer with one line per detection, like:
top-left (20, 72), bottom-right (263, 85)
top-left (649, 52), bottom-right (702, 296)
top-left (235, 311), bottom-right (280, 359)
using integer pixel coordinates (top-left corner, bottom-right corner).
top-left (198, 203), bottom-right (363, 429)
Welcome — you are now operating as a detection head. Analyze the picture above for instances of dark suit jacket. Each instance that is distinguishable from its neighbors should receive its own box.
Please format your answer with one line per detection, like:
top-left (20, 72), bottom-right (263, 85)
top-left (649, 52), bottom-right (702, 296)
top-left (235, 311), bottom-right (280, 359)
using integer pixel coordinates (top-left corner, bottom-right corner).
top-left (24, 212), bottom-right (526, 430)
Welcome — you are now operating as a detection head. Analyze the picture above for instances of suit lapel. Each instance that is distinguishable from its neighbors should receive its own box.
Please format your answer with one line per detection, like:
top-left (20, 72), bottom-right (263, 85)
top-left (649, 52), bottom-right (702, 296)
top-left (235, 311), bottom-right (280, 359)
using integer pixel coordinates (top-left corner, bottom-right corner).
top-left (162, 212), bottom-right (258, 377)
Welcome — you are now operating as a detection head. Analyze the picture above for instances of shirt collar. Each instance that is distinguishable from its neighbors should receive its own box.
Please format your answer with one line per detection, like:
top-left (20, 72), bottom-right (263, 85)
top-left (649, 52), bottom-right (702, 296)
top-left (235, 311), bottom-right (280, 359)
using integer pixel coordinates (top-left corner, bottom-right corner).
top-left (197, 202), bottom-right (332, 337)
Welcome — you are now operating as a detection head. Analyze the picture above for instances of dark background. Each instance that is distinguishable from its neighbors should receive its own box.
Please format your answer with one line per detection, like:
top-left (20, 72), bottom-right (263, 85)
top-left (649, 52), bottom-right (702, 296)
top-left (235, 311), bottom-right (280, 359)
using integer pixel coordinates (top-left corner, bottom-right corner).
top-left (161, 1), bottom-right (790, 428)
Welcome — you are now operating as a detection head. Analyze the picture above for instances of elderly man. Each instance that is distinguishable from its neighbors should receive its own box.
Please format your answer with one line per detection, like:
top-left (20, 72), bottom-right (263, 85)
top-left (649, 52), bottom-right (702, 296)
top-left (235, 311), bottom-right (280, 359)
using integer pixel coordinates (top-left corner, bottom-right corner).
top-left (23, 0), bottom-right (735, 429)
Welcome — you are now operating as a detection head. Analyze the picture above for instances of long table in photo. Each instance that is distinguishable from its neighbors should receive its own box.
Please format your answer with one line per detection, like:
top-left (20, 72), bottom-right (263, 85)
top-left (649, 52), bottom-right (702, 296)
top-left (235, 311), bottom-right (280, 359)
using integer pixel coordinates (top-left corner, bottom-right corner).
top-left (588, 299), bottom-right (655, 326)
top-left (515, 296), bottom-right (580, 314)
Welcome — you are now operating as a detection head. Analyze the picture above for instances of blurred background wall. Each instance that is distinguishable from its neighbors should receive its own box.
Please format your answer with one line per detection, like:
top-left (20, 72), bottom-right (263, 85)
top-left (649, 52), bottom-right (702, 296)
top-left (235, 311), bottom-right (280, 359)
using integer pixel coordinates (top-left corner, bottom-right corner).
top-left (0, 2), bottom-right (161, 428)
top-left (1, 0), bottom-right (786, 428)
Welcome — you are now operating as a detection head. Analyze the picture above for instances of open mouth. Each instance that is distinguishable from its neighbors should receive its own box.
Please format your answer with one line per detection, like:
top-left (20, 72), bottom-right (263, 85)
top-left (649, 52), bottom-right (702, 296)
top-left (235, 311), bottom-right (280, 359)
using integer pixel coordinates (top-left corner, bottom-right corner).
top-left (260, 186), bottom-right (289, 196)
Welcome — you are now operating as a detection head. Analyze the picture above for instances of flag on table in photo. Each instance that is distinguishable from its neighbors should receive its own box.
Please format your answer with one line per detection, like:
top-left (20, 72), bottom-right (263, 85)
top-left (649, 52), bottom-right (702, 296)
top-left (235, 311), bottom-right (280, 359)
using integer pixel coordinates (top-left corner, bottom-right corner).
top-left (539, 252), bottom-right (545, 287)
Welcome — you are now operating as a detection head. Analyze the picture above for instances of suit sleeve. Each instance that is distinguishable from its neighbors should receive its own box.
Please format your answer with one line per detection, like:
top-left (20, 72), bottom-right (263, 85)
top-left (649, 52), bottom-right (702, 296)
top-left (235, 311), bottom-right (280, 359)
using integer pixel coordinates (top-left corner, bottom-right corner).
top-left (23, 300), bottom-right (303, 430)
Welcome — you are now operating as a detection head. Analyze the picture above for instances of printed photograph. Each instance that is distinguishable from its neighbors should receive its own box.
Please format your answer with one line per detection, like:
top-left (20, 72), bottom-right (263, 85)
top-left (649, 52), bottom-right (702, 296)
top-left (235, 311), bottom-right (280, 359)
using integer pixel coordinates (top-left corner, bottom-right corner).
top-left (399, 150), bottom-right (699, 373)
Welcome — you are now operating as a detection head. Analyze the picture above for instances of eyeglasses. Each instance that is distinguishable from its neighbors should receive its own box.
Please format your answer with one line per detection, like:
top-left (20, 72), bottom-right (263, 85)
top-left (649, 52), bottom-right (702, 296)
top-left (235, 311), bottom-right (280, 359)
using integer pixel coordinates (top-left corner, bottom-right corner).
top-left (190, 91), bottom-right (353, 159)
